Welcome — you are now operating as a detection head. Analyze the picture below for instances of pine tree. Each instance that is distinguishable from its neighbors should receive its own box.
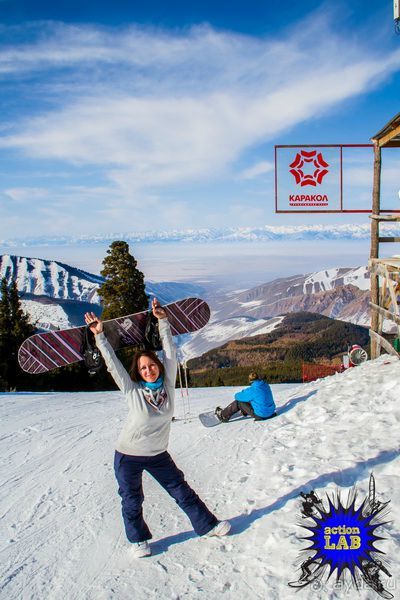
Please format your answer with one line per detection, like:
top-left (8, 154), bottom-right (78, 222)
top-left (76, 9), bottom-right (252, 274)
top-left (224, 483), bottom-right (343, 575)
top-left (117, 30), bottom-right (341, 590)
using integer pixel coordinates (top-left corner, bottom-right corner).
top-left (0, 278), bottom-right (12, 389)
top-left (98, 241), bottom-right (148, 320)
top-left (0, 278), bottom-right (35, 390)
top-left (9, 281), bottom-right (36, 385)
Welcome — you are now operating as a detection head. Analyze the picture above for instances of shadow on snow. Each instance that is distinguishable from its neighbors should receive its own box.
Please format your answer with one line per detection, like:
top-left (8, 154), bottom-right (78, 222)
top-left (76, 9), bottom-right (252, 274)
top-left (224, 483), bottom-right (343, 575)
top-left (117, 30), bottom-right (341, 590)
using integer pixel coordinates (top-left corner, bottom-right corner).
top-left (229, 447), bottom-right (399, 536)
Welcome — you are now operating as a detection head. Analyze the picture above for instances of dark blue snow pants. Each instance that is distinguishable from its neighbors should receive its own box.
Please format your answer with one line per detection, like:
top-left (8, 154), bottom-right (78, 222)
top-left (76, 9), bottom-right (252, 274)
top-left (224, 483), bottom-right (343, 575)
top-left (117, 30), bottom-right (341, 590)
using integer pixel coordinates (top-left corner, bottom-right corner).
top-left (114, 450), bottom-right (218, 542)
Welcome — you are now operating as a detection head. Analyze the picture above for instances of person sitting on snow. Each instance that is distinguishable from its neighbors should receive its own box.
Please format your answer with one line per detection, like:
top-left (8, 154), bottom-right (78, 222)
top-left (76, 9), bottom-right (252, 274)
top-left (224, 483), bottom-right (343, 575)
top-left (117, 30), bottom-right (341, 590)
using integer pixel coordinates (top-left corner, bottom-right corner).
top-left (215, 372), bottom-right (277, 423)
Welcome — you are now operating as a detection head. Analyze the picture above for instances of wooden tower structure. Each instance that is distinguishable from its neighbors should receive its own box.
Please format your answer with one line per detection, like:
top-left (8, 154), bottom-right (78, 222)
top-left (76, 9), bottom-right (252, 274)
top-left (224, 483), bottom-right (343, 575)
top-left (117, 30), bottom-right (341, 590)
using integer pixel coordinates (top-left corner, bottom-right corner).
top-left (369, 113), bottom-right (400, 359)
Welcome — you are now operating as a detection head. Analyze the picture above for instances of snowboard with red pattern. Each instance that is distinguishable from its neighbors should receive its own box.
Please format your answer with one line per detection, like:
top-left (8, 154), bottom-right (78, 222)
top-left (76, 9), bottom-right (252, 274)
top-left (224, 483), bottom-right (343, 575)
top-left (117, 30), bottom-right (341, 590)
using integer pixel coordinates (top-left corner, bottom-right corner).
top-left (18, 297), bottom-right (210, 374)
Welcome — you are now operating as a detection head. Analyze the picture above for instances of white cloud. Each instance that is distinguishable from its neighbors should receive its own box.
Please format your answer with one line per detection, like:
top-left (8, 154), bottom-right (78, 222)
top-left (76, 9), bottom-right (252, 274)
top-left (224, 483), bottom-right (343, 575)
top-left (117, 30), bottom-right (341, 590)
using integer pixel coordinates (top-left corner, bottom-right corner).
top-left (4, 187), bottom-right (50, 203)
top-left (3, 48), bottom-right (399, 190)
top-left (345, 166), bottom-right (400, 187)
top-left (0, 14), bottom-right (400, 236)
top-left (238, 161), bottom-right (274, 180)
top-left (2, 21), bottom-right (399, 178)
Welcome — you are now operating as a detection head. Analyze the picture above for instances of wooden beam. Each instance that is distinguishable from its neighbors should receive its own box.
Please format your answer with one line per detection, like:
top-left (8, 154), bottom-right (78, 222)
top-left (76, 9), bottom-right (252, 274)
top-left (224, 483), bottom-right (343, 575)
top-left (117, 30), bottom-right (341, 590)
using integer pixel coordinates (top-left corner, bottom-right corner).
top-left (370, 143), bottom-right (381, 359)
top-left (369, 330), bottom-right (399, 357)
top-left (369, 257), bottom-right (400, 270)
top-left (369, 214), bottom-right (400, 221)
top-left (378, 122), bottom-right (400, 147)
top-left (386, 278), bottom-right (400, 316)
top-left (378, 141), bottom-right (400, 148)
top-left (378, 237), bottom-right (400, 243)
top-left (369, 262), bottom-right (400, 278)
top-left (370, 143), bottom-right (381, 260)
top-left (370, 262), bottom-right (386, 277)
top-left (370, 303), bottom-right (400, 327)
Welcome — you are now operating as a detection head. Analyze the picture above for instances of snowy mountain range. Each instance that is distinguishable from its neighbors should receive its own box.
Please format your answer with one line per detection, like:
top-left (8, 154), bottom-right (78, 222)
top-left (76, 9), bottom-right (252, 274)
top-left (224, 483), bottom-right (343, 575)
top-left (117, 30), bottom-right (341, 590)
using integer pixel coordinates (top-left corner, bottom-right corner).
top-left (213, 266), bottom-right (371, 323)
top-left (0, 254), bottom-right (204, 332)
top-left (0, 254), bottom-right (377, 358)
top-left (178, 266), bottom-right (373, 358)
top-left (2, 222), bottom-right (400, 246)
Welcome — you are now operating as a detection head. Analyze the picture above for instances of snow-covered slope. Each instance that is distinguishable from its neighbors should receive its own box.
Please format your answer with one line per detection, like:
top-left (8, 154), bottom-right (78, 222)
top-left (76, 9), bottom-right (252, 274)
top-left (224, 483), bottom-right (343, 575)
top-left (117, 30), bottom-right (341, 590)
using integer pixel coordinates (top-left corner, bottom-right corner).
top-left (302, 266), bottom-right (370, 293)
top-left (21, 299), bottom-right (72, 331)
top-left (1, 356), bottom-right (399, 599)
top-left (179, 316), bottom-right (284, 360)
top-left (0, 254), bottom-right (205, 330)
top-left (0, 254), bottom-right (103, 303)
top-left (0, 255), bottom-right (204, 307)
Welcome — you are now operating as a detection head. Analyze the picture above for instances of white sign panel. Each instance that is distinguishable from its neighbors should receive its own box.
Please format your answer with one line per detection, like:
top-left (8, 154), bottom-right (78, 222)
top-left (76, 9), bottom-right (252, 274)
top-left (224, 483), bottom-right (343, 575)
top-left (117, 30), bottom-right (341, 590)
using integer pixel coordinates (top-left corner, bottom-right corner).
top-left (275, 146), bottom-right (341, 212)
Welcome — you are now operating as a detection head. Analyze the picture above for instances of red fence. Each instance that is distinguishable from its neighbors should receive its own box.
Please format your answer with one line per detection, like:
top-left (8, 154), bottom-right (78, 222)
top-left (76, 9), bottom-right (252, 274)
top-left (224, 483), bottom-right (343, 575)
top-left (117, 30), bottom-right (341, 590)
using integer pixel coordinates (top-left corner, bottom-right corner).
top-left (302, 362), bottom-right (343, 383)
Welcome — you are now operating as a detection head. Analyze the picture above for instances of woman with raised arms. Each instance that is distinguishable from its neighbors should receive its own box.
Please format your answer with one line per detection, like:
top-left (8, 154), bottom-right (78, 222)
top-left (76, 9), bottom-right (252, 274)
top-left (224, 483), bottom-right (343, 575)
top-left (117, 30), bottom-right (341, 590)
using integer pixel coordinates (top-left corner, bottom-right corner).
top-left (85, 298), bottom-right (230, 558)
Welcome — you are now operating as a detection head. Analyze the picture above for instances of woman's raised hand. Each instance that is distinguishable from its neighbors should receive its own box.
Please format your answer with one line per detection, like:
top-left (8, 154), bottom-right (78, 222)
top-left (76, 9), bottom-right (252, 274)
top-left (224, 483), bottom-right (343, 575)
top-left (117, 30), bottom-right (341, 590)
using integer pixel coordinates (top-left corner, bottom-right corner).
top-left (84, 312), bottom-right (104, 335)
top-left (152, 298), bottom-right (167, 320)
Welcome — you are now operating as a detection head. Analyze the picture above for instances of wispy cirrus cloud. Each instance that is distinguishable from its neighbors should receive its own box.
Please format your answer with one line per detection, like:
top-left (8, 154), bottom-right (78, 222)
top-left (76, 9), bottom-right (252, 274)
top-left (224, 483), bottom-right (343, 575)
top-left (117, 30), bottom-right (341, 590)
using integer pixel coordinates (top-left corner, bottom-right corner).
top-left (238, 161), bottom-right (274, 180)
top-left (0, 10), bottom-right (399, 236)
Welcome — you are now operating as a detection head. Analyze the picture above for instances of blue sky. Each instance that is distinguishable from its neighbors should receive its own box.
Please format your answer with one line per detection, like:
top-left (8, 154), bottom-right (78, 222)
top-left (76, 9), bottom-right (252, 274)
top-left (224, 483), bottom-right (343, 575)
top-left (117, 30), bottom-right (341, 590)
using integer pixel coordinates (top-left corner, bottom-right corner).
top-left (0, 0), bottom-right (399, 240)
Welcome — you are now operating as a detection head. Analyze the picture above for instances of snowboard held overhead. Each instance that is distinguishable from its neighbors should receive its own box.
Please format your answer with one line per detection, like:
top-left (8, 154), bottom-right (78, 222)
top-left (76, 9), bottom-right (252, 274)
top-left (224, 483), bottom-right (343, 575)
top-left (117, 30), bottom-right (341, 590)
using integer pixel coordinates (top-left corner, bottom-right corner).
top-left (18, 298), bottom-right (210, 374)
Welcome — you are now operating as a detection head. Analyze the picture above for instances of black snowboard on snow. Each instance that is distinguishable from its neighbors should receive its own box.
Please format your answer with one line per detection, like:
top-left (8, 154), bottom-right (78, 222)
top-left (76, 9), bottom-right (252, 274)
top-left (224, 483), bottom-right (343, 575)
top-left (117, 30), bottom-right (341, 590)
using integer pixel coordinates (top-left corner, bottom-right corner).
top-left (198, 410), bottom-right (248, 427)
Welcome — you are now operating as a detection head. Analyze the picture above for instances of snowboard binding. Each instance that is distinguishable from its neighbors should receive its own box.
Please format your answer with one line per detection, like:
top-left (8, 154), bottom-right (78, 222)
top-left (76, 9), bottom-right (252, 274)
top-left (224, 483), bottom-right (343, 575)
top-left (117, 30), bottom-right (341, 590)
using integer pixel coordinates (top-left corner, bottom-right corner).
top-left (81, 327), bottom-right (104, 375)
top-left (143, 311), bottom-right (162, 352)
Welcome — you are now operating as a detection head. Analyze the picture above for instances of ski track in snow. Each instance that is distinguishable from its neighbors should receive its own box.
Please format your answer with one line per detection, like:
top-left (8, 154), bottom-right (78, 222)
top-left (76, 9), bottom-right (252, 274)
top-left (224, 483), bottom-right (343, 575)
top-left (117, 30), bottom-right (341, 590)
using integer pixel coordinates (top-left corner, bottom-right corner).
top-left (0, 357), bottom-right (399, 599)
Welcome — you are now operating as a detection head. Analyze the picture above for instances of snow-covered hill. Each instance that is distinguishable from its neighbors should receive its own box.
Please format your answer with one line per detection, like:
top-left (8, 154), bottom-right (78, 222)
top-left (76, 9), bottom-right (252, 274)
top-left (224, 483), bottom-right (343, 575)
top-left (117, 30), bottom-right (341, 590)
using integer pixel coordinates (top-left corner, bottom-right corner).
top-left (0, 254), bottom-right (103, 303)
top-left (1, 355), bottom-right (399, 599)
top-left (0, 255), bottom-right (204, 307)
top-left (179, 316), bottom-right (284, 360)
top-left (0, 254), bottom-right (205, 330)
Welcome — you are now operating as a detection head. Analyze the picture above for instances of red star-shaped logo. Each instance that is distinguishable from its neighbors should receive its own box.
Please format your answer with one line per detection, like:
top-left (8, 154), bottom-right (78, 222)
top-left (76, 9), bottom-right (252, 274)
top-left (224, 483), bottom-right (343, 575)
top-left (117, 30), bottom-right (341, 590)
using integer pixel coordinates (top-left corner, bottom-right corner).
top-left (289, 150), bottom-right (329, 187)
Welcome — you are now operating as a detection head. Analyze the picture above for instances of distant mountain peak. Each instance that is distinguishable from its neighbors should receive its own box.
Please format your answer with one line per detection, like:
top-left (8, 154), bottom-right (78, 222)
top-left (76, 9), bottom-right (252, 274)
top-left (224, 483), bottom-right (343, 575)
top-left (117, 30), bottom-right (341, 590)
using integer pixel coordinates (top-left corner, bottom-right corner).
top-left (0, 254), bottom-right (103, 304)
top-left (1, 223), bottom-right (399, 247)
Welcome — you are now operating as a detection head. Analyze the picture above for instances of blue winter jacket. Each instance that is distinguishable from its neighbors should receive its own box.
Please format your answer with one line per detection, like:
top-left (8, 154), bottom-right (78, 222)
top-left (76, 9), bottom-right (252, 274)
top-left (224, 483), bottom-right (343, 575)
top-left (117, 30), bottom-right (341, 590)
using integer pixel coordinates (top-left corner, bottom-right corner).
top-left (234, 379), bottom-right (276, 418)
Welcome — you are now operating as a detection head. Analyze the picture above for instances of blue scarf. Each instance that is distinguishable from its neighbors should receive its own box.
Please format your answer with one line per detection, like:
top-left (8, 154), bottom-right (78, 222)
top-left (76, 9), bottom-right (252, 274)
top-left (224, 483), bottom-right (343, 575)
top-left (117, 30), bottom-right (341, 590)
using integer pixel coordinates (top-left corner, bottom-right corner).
top-left (142, 376), bottom-right (164, 390)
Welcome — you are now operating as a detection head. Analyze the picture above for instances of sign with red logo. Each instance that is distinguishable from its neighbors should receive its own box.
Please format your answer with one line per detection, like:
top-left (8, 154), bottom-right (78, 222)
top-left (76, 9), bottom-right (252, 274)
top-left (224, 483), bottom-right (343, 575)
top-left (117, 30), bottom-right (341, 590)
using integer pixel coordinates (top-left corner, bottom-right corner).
top-left (275, 144), bottom-right (400, 213)
top-left (275, 145), bottom-right (342, 212)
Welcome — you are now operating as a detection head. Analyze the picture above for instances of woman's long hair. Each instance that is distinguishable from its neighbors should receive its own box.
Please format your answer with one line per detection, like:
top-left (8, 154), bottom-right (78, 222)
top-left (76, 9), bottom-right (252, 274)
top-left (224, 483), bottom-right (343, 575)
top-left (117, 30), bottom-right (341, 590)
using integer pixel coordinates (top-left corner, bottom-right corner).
top-left (130, 350), bottom-right (165, 383)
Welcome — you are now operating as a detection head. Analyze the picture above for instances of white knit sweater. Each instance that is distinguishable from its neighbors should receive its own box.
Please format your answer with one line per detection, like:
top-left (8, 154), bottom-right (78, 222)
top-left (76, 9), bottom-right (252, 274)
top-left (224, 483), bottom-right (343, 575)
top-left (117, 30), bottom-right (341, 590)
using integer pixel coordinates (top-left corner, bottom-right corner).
top-left (95, 318), bottom-right (177, 456)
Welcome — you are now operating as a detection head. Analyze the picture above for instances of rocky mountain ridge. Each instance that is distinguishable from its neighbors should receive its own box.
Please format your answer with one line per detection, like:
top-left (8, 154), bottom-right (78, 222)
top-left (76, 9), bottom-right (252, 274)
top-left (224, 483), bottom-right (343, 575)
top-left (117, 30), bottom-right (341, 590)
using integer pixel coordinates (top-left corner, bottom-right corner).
top-left (0, 254), bottom-right (378, 357)
top-left (209, 266), bottom-right (371, 325)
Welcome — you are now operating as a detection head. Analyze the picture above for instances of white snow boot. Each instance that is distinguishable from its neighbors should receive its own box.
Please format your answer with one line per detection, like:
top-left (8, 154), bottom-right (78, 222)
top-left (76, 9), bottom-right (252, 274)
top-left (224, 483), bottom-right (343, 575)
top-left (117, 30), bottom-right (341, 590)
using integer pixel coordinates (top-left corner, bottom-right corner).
top-left (206, 520), bottom-right (231, 537)
top-left (131, 540), bottom-right (151, 557)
